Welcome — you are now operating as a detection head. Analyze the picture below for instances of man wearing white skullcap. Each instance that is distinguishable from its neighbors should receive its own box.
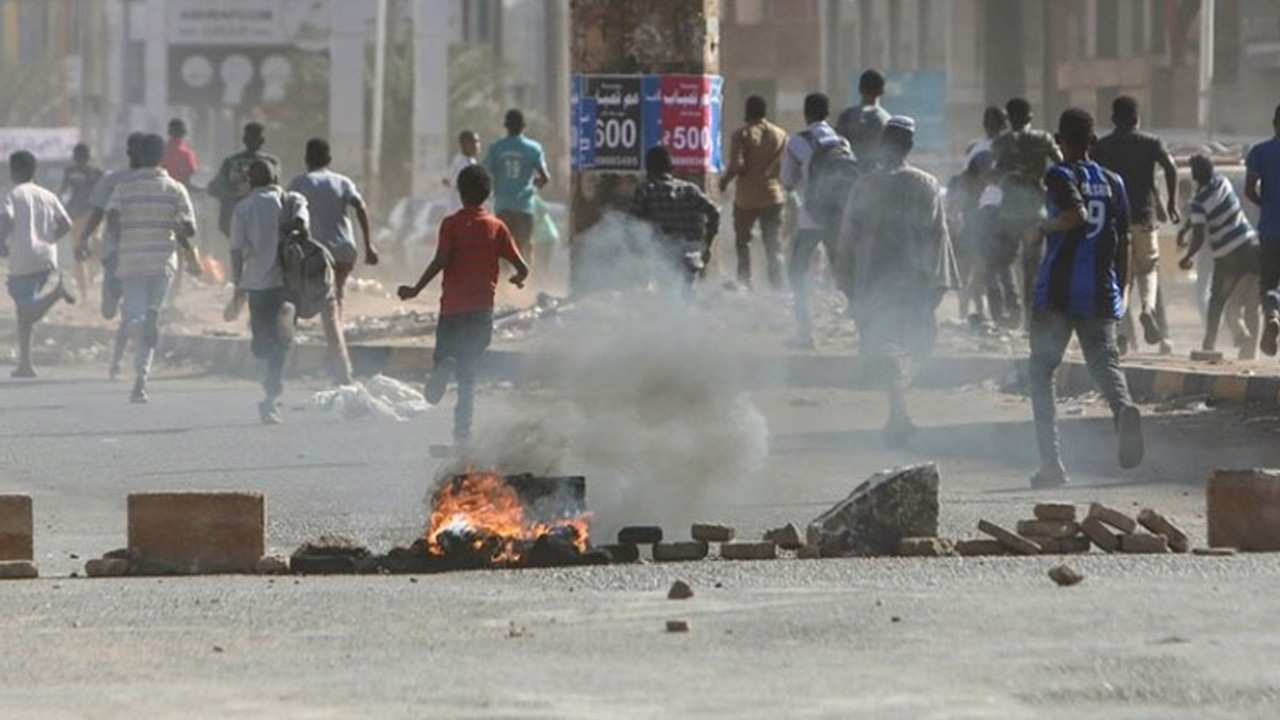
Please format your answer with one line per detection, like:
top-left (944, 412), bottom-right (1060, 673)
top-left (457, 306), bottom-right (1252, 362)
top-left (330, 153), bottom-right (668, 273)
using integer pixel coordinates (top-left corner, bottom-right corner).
top-left (836, 115), bottom-right (960, 447)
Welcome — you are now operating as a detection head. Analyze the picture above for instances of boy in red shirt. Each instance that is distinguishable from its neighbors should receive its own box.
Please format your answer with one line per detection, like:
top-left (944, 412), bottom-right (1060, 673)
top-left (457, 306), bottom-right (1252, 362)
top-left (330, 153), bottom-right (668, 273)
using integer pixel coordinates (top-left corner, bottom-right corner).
top-left (398, 165), bottom-right (529, 445)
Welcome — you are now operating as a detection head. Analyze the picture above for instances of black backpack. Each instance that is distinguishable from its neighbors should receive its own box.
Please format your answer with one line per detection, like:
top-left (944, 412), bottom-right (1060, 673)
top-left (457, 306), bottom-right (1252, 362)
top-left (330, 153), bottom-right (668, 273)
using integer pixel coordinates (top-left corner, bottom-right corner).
top-left (802, 131), bottom-right (860, 230)
top-left (276, 191), bottom-right (335, 320)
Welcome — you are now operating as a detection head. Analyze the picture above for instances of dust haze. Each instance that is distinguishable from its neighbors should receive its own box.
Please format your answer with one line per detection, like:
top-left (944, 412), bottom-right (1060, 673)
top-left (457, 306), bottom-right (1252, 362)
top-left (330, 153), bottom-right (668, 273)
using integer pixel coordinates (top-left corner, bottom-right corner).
top-left (440, 213), bottom-right (770, 538)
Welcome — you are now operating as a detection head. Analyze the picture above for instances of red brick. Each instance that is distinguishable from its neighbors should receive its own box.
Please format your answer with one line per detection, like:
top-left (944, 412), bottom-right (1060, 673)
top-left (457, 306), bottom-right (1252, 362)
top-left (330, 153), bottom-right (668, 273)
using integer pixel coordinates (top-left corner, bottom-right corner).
top-left (1120, 532), bottom-right (1170, 554)
top-left (1033, 502), bottom-right (1077, 522)
top-left (127, 492), bottom-right (265, 574)
top-left (85, 558), bottom-right (130, 577)
top-left (1086, 503), bottom-right (1137, 533)
top-left (977, 520), bottom-right (1040, 555)
top-left (651, 541), bottom-right (708, 562)
top-left (0, 560), bottom-right (37, 579)
top-left (1080, 517), bottom-right (1120, 552)
top-left (1207, 469), bottom-right (1280, 551)
top-left (897, 537), bottom-right (955, 557)
top-left (690, 523), bottom-right (734, 543)
top-left (1015, 520), bottom-right (1081, 539)
top-left (954, 539), bottom-right (1007, 556)
top-left (719, 541), bottom-right (777, 560)
top-left (1137, 508), bottom-right (1191, 553)
top-left (0, 494), bottom-right (33, 561)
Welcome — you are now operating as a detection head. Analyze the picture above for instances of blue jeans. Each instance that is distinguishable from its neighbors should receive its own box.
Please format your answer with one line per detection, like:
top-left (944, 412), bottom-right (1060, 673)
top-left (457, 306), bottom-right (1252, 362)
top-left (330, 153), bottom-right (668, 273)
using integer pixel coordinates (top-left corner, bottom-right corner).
top-left (788, 228), bottom-right (836, 337)
top-left (1029, 310), bottom-right (1135, 469)
top-left (435, 310), bottom-right (493, 443)
top-left (119, 272), bottom-right (172, 380)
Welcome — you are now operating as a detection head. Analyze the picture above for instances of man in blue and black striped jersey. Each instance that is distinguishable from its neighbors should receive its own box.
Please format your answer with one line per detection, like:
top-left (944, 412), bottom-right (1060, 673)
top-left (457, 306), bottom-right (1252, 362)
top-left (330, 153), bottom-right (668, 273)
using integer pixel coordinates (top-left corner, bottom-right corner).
top-left (1178, 153), bottom-right (1261, 359)
top-left (1025, 108), bottom-right (1144, 488)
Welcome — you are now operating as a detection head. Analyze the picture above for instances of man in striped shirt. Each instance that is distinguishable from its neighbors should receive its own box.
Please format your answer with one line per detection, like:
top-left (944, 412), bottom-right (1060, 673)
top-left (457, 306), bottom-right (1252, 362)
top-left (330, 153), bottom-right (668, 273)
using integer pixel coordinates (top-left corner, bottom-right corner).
top-left (1178, 153), bottom-right (1261, 359)
top-left (106, 134), bottom-right (199, 403)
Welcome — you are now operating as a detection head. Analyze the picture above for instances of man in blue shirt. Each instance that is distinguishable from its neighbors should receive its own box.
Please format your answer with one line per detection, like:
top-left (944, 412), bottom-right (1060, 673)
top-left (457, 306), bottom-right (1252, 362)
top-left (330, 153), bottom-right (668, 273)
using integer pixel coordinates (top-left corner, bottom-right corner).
top-left (1026, 108), bottom-right (1143, 488)
top-left (1246, 103), bottom-right (1280, 355)
top-left (485, 109), bottom-right (549, 267)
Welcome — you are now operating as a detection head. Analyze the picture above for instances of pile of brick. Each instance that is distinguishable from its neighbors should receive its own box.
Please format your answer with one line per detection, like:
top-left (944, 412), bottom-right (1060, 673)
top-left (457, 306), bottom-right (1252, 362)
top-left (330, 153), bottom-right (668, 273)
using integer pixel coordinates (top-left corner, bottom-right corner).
top-left (604, 522), bottom-right (811, 563)
top-left (900, 502), bottom-right (1194, 557)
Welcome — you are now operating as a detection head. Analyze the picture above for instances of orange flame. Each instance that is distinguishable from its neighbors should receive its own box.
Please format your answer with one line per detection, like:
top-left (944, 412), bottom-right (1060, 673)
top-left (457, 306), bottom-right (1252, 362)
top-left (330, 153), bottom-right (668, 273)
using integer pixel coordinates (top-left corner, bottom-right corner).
top-left (425, 472), bottom-right (591, 563)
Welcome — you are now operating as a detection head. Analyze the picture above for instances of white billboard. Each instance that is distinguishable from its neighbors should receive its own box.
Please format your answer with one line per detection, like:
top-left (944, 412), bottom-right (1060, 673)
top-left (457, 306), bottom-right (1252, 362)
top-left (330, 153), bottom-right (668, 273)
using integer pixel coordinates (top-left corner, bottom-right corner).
top-left (168, 0), bottom-right (330, 49)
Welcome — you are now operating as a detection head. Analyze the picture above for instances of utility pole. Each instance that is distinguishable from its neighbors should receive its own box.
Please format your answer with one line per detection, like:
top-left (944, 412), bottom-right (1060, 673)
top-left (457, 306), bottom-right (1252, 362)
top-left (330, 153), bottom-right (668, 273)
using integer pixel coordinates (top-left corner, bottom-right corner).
top-left (368, 0), bottom-right (388, 214)
top-left (568, 0), bottom-right (722, 293)
top-left (1198, 0), bottom-right (1216, 137)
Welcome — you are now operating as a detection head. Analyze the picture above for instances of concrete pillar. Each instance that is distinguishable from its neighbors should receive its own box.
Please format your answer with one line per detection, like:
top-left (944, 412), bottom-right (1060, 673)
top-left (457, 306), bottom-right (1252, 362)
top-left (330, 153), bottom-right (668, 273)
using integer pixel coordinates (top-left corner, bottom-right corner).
top-left (143, 0), bottom-right (167, 128)
top-left (569, 0), bottom-right (721, 291)
top-left (329, 0), bottom-right (367, 181)
top-left (411, 0), bottom-right (456, 198)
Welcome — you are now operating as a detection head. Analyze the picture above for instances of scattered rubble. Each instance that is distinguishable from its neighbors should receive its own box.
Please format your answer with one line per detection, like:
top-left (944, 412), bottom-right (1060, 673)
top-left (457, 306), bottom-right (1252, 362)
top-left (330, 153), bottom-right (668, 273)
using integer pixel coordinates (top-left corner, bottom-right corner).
top-left (84, 558), bottom-right (129, 577)
top-left (290, 535), bottom-right (371, 575)
top-left (0, 560), bottom-right (38, 579)
top-left (898, 537), bottom-right (955, 557)
top-left (808, 463), bottom-right (939, 557)
top-left (1120, 533), bottom-right (1170, 554)
top-left (1137, 509), bottom-right (1191, 553)
top-left (1048, 564), bottom-right (1084, 587)
top-left (955, 539), bottom-right (1006, 556)
top-left (652, 541), bottom-right (710, 563)
top-left (667, 580), bottom-right (694, 600)
top-left (763, 523), bottom-right (804, 550)
top-left (1080, 517), bottom-right (1121, 552)
top-left (666, 619), bottom-right (691, 633)
top-left (1087, 503), bottom-right (1138, 534)
top-left (1033, 502), bottom-right (1077, 522)
top-left (1192, 547), bottom-right (1238, 556)
top-left (690, 523), bottom-right (734, 543)
top-left (719, 541), bottom-right (777, 561)
top-left (254, 555), bottom-right (291, 575)
top-left (977, 520), bottom-right (1041, 555)
top-left (617, 526), bottom-right (663, 545)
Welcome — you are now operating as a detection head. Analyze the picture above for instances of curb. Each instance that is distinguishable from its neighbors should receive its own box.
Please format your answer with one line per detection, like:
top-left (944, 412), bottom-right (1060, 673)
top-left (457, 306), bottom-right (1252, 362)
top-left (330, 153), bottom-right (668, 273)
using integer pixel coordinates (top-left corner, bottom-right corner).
top-left (29, 323), bottom-right (1280, 401)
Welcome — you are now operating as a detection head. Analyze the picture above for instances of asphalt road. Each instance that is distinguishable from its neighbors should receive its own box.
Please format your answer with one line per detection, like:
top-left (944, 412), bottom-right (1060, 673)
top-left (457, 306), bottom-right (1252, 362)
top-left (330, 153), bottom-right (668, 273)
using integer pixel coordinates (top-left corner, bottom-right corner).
top-left (2, 368), bottom-right (1280, 718)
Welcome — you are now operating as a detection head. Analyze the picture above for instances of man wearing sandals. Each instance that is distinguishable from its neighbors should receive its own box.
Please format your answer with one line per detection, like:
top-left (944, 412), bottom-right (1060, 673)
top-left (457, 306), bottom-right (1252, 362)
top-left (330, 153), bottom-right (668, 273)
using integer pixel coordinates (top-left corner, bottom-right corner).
top-left (1026, 109), bottom-right (1144, 488)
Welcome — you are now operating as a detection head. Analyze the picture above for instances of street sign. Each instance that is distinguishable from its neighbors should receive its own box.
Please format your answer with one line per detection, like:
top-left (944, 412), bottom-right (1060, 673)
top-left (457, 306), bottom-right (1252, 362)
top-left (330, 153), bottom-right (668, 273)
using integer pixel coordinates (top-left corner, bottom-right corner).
top-left (572, 73), bottom-right (723, 173)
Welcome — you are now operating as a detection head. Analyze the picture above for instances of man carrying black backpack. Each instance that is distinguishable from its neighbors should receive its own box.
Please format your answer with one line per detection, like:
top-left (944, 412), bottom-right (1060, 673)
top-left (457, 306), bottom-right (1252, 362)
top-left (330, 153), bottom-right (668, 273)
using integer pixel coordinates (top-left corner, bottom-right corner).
top-left (782, 93), bottom-right (856, 350)
top-left (229, 160), bottom-right (312, 425)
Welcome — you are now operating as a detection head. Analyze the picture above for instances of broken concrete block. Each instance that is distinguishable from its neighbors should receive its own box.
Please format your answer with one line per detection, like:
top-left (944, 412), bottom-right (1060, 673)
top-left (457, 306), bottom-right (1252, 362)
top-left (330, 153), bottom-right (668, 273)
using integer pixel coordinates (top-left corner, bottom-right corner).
top-left (796, 545), bottom-right (821, 559)
top-left (0, 560), bottom-right (37, 579)
top-left (808, 463), bottom-right (939, 557)
top-left (617, 526), bottom-right (663, 545)
top-left (1190, 349), bottom-right (1224, 362)
top-left (1033, 502), bottom-right (1077, 522)
top-left (599, 543), bottom-right (640, 563)
top-left (1207, 469), bottom-right (1280, 551)
top-left (128, 491), bottom-right (265, 574)
top-left (667, 580), bottom-right (693, 600)
top-left (84, 558), bottom-right (130, 577)
top-left (289, 535), bottom-right (370, 575)
top-left (719, 541), bottom-right (777, 561)
top-left (652, 541), bottom-right (708, 562)
top-left (1120, 533), bottom-right (1170, 554)
top-left (0, 494), bottom-right (33, 561)
top-left (1137, 508), bottom-right (1191, 553)
top-left (977, 520), bottom-right (1040, 555)
top-left (665, 619), bottom-right (690, 633)
top-left (763, 523), bottom-right (804, 550)
top-left (954, 538), bottom-right (1006, 556)
top-left (1086, 502), bottom-right (1137, 534)
top-left (1048, 564), bottom-right (1084, 586)
top-left (1080, 517), bottom-right (1120, 552)
top-left (1015, 520), bottom-right (1081, 539)
top-left (690, 523), bottom-right (734, 543)
top-left (255, 555), bottom-right (291, 575)
top-left (897, 537), bottom-right (955, 557)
